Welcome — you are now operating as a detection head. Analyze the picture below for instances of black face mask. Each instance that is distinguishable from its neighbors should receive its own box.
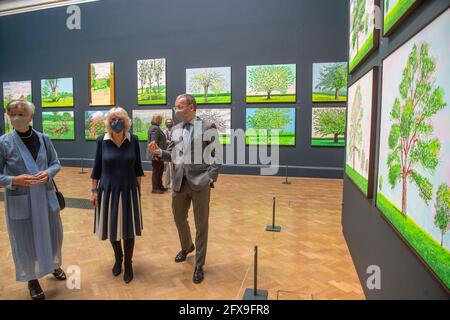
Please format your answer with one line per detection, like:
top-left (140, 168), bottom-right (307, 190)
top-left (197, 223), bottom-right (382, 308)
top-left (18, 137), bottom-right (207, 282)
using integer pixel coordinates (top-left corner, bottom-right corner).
top-left (166, 123), bottom-right (173, 129)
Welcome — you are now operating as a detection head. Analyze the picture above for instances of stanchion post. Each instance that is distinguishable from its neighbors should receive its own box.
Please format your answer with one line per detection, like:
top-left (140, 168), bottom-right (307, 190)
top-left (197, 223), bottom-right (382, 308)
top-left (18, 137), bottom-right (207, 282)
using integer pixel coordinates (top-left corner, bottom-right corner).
top-left (266, 197), bottom-right (281, 232)
top-left (282, 165), bottom-right (291, 184)
top-left (243, 246), bottom-right (268, 300)
top-left (79, 158), bottom-right (86, 174)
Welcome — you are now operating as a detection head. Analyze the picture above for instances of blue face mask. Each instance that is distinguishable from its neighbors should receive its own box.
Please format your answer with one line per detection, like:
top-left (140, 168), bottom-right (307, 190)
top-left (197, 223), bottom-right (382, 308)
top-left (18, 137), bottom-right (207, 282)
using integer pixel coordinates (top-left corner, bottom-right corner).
top-left (110, 119), bottom-right (124, 133)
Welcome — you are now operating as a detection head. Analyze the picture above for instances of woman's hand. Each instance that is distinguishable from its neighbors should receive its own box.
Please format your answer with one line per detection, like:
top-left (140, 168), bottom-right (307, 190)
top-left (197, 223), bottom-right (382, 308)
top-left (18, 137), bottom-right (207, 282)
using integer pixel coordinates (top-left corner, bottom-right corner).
top-left (90, 192), bottom-right (98, 208)
top-left (32, 171), bottom-right (49, 185)
top-left (12, 174), bottom-right (37, 186)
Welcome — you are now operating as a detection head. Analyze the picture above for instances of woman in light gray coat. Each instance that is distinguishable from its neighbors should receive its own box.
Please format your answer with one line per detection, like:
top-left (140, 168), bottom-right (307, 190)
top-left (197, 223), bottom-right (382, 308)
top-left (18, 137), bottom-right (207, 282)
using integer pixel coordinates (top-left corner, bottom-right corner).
top-left (0, 100), bottom-right (65, 300)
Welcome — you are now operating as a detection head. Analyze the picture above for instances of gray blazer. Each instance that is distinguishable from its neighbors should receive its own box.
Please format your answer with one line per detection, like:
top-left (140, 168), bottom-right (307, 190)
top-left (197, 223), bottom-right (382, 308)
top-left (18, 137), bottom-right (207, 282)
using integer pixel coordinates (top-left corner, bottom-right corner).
top-left (160, 117), bottom-right (221, 192)
top-left (147, 124), bottom-right (167, 161)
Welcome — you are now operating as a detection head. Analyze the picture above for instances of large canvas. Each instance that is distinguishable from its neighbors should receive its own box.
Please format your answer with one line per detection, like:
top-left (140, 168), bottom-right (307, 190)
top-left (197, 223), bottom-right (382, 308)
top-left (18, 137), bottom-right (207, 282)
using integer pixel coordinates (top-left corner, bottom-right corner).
top-left (312, 62), bottom-right (348, 102)
top-left (132, 109), bottom-right (172, 142)
top-left (245, 108), bottom-right (296, 146)
top-left (311, 107), bottom-right (346, 147)
top-left (42, 111), bottom-right (75, 140)
top-left (85, 110), bottom-right (108, 141)
top-left (41, 77), bottom-right (74, 107)
top-left (186, 67), bottom-right (231, 104)
top-left (345, 68), bottom-right (377, 196)
top-left (196, 108), bottom-right (231, 144)
top-left (3, 80), bottom-right (32, 108)
top-left (377, 9), bottom-right (450, 289)
top-left (137, 58), bottom-right (166, 105)
top-left (89, 62), bottom-right (115, 106)
top-left (384, 0), bottom-right (421, 36)
top-left (246, 64), bottom-right (296, 103)
top-left (349, 0), bottom-right (379, 72)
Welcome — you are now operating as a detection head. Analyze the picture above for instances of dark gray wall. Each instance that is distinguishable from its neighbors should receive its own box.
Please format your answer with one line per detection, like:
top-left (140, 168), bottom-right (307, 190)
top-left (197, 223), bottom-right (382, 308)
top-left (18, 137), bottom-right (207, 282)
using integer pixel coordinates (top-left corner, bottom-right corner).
top-left (0, 0), bottom-right (348, 178)
top-left (343, 0), bottom-right (450, 299)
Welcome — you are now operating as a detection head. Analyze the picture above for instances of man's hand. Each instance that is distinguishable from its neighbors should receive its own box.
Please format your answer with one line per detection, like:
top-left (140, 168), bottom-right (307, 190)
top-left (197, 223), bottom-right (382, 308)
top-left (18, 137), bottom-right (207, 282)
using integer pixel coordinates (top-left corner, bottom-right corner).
top-left (90, 192), bottom-right (98, 208)
top-left (32, 171), bottom-right (49, 185)
top-left (12, 174), bottom-right (38, 187)
top-left (148, 141), bottom-right (161, 155)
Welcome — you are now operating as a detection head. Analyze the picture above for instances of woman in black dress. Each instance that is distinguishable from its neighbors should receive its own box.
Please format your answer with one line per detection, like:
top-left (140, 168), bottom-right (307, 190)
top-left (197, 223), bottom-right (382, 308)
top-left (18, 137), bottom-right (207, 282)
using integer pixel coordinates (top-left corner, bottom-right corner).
top-left (90, 107), bottom-right (144, 283)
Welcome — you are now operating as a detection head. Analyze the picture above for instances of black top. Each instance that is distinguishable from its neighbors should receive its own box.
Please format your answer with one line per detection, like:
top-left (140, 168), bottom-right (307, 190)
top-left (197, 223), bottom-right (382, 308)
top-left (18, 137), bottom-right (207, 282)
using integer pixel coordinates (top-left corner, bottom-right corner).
top-left (18, 126), bottom-right (40, 161)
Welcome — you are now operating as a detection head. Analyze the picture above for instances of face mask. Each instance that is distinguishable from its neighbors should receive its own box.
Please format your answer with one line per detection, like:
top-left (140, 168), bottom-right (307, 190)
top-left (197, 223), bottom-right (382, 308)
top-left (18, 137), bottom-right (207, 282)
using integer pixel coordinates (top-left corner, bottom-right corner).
top-left (166, 123), bottom-right (173, 129)
top-left (10, 116), bottom-right (30, 130)
top-left (110, 119), bottom-right (124, 133)
top-left (175, 108), bottom-right (189, 123)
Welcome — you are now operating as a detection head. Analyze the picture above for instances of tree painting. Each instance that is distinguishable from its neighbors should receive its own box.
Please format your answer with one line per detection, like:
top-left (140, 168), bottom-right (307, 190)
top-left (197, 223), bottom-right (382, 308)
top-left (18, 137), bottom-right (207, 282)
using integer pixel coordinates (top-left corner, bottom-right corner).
top-left (312, 62), bottom-right (348, 102)
top-left (42, 111), bottom-right (75, 140)
top-left (349, 0), bottom-right (377, 72)
top-left (246, 64), bottom-right (296, 103)
top-left (246, 108), bottom-right (296, 146)
top-left (196, 108), bottom-right (231, 144)
top-left (137, 58), bottom-right (167, 105)
top-left (41, 77), bottom-right (74, 107)
top-left (311, 107), bottom-right (346, 147)
top-left (132, 109), bottom-right (172, 141)
top-left (345, 69), bottom-right (375, 195)
top-left (2, 80), bottom-right (32, 109)
top-left (186, 67), bottom-right (231, 104)
top-left (89, 62), bottom-right (115, 106)
top-left (376, 9), bottom-right (449, 289)
top-left (85, 110), bottom-right (108, 140)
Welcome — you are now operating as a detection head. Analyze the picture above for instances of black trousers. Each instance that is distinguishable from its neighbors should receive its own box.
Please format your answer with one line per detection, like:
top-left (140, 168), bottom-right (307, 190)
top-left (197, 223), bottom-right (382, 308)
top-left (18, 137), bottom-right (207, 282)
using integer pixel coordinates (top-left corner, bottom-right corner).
top-left (152, 160), bottom-right (164, 190)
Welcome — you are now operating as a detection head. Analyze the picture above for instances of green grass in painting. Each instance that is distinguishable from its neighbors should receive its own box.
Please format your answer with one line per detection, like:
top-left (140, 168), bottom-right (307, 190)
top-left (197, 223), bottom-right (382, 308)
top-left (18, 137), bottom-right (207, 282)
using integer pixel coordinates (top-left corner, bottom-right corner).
top-left (349, 32), bottom-right (374, 72)
top-left (137, 98), bottom-right (167, 105)
top-left (43, 121), bottom-right (75, 140)
top-left (246, 94), bottom-right (296, 103)
top-left (138, 87), bottom-right (166, 105)
top-left (345, 163), bottom-right (368, 195)
top-left (42, 97), bottom-right (74, 107)
top-left (246, 131), bottom-right (295, 146)
top-left (312, 93), bottom-right (347, 102)
top-left (311, 138), bottom-right (345, 147)
top-left (384, 0), bottom-right (416, 35)
top-left (191, 93), bottom-right (231, 104)
top-left (134, 131), bottom-right (148, 142)
top-left (377, 193), bottom-right (450, 289)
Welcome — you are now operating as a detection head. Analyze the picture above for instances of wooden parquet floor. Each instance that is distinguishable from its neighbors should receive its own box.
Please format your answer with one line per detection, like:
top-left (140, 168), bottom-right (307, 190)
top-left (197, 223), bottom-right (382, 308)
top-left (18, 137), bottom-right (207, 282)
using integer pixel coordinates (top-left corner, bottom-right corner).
top-left (0, 167), bottom-right (364, 300)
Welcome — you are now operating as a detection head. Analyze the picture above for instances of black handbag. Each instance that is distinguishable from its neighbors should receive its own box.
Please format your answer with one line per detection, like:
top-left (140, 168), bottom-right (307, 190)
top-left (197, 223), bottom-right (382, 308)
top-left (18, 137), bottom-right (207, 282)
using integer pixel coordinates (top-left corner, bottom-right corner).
top-left (43, 137), bottom-right (65, 211)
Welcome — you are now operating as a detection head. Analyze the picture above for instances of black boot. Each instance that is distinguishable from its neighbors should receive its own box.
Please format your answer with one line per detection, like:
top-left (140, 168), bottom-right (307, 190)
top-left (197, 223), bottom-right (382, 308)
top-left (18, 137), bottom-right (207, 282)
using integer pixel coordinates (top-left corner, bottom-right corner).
top-left (110, 240), bottom-right (123, 277)
top-left (123, 238), bottom-right (135, 284)
top-left (28, 280), bottom-right (45, 300)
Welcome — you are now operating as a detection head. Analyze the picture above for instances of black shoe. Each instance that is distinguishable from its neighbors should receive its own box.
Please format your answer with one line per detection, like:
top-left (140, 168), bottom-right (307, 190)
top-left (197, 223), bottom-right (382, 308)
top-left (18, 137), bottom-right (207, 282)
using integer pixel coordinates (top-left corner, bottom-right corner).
top-left (174, 244), bottom-right (195, 263)
top-left (52, 268), bottom-right (67, 281)
top-left (124, 261), bottom-right (133, 284)
top-left (159, 187), bottom-right (168, 192)
top-left (28, 280), bottom-right (45, 300)
top-left (112, 256), bottom-right (123, 277)
top-left (152, 189), bottom-right (164, 194)
top-left (193, 266), bottom-right (204, 284)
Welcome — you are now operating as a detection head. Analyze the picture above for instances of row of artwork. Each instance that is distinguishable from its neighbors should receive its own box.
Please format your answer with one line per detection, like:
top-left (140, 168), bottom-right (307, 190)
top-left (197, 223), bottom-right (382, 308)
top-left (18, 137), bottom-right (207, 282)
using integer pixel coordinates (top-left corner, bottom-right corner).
top-left (3, 106), bottom-right (346, 147)
top-left (1, 61), bottom-right (349, 108)
top-left (349, 0), bottom-right (424, 73)
top-left (346, 8), bottom-right (449, 289)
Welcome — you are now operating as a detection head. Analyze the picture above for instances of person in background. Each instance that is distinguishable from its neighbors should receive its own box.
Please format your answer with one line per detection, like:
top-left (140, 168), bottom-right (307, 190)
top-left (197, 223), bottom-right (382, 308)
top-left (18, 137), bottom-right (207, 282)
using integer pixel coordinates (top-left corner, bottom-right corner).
top-left (90, 107), bottom-right (144, 284)
top-left (147, 114), bottom-right (167, 194)
top-left (0, 100), bottom-right (65, 300)
top-left (163, 118), bottom-right (174, 190)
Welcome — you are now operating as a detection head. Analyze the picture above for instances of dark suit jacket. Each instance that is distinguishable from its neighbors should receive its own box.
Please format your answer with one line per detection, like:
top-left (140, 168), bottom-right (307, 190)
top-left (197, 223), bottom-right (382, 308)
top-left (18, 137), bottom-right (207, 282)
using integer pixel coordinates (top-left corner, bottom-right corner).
top-left (147, 124), bottom-right (167, 161)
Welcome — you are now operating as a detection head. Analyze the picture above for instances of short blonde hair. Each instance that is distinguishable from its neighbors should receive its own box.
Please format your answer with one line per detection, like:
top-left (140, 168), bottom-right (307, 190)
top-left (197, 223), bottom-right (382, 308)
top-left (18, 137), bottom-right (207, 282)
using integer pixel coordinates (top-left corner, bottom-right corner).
top-left (6, 100), bottom-right (35, 116)
top-left (151, 114), bottom-right (163, 125)
top-left (105, 107), bottom-right (131, 134)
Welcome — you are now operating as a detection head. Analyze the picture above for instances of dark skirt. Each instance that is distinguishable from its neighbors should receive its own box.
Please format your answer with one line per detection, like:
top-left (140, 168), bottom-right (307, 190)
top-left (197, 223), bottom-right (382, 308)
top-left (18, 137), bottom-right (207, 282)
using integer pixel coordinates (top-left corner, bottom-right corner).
top-left (94, 183), bottom-right (143, 241)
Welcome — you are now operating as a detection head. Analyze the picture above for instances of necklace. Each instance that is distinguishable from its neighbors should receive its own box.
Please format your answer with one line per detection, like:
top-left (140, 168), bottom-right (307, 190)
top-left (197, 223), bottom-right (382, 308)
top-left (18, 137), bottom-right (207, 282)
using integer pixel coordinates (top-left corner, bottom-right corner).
top-left (19, 130), bottom-right (33, 139)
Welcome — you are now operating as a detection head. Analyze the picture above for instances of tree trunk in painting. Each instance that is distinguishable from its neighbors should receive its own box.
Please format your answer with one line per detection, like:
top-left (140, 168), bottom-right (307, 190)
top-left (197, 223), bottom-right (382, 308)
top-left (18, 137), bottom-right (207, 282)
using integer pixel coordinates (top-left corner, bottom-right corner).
top-left (266, 90), bottom-right (272, 100)
top-left (335, 88), bottom-right (339, 100)
top-left (203, 85), bottom-right (209, 103)
top-left (334, 133), bottom-right (339, 144)
top-left (401, 172), bottom-right (407, 215)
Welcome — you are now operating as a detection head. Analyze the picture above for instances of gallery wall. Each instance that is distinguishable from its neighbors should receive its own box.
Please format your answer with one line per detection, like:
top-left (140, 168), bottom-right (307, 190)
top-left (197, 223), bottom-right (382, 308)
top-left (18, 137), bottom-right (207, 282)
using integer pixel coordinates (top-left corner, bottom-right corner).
top-left (0, 0), bottom-right (348, 177)
top-left (343, 0), bottom-right (450, 299)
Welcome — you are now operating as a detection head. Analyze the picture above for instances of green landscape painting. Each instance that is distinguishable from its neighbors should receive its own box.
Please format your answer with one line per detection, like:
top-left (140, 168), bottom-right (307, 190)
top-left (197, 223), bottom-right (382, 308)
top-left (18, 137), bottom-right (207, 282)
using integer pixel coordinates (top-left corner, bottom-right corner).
top-left (42, 111), bottom-right (75, 140)
top-left (246, 64), bottom-right (296, 103)
top-left (137, 58), bottom-right (166, 105)
top-left (246, 108), bottom-right (296, 146)
top-left (377, 9), bottom-right (450, 289)
top-left (41, 77), bottom-right (74, 107)
top-left (196, 108), bottom-right (231, 144)
top-left (311, 107), bottom-right (346, 147)
top-left (85, 110), bottom-right (108, 140)
top-left (312, 62), bottom-right (348, 102)
top-left (186, 67), bottom-right (231, 104)
top-left (89, 62), bottom-right (115, 106)
top-left (345, 69), bottom-right (376, 195)
top-left (132, 109), bottom-right (172, 141)
top-left (384, 0), bottom-right (421, 36)
top-left (3, 80), bottom-right (32, 108)
top-left (349, 0), bottom-right (378, 72)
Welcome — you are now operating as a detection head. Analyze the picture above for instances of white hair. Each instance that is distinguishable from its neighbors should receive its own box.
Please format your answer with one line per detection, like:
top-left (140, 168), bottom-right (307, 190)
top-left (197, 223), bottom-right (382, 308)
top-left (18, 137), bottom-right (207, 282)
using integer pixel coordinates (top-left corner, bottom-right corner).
top-left (6, 100), bottom-right (35, 116)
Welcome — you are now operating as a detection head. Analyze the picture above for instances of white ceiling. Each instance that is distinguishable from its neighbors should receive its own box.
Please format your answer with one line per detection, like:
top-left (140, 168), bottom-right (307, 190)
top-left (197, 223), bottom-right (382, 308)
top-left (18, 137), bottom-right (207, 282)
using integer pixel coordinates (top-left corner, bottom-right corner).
top-left (0, 0), bottom-right (101, 16)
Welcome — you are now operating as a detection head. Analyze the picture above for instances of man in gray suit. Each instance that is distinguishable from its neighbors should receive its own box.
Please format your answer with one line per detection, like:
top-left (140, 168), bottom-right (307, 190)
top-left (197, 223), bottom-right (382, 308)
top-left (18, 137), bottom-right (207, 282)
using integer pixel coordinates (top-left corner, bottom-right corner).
top-left (148, 94), bottom-right (221, 284)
